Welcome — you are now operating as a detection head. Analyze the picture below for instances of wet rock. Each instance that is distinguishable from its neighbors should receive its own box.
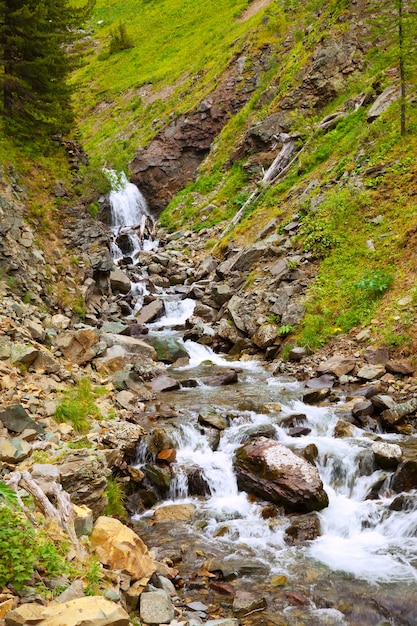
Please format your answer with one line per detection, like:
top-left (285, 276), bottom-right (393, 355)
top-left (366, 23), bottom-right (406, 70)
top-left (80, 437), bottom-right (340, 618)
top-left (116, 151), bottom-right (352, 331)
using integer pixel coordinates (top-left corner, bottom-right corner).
top-left (357, 364), bottom-right (386, 380)
top-left (381, 397), bottom-right (417, 427)
top-left (234, 437), bottom-right (329, 512)
top-left (232, 590), bottom-right (267, 617)
top-left (135, 299), bottom-right (164, 324)
top-left (109, 268), bottom-right (131, 293)
top-left (150, 375), bottom-right (181, 392)
top-left (333, 420), bottom-right (355, 438)
top-left (305, 375), bottom-right (334, 389)
top-left (143, 463), bottom-right (171, 491)
top-left (144, 335), bottom-right (188, 363)
top-left (372, 442), bottom-right (402, 470)
top-left (352, 400), bottom-right (374, 419)
top-left (153, 503), bottom-right (196, 522)
top-left (193, 302), bottom-right (217, 323)
top-left (198, 407), bottom-right (228, 430)
top-left (199, 369), bottom-right (238, 386)
top-left (391, 460), bottom-right (417, 493)
top-left (90, 516), bottom-right (155, 580)
top-left (5, 597), bottom-right (130, 626)
top-left (302, 388), bottom-right (331, 404)
top-left (132, 356), bottom-right (166, 381)
top-left (284, 513), bottom-right (321, 545)
top-left (216, 318), bottom-right (248, 347)
top-left (0, 404), bottom-right (44, 434)
top-left (316, 355), bottom-right (356, 377)
top-left (288, 426), bottom-right (311, 437)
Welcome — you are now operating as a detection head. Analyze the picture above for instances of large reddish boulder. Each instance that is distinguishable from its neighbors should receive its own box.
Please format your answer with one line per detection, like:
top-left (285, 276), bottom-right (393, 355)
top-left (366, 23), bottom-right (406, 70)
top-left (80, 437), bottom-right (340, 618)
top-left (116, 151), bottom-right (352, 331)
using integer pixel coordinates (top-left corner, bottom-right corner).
top-left (234, 437), bottom-right (328, 513)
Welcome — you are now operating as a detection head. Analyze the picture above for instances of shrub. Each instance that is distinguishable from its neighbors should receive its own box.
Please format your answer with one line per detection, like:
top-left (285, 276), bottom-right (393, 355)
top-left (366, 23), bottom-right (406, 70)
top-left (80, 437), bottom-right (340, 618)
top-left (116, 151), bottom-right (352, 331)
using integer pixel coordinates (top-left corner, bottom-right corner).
top-left (109, 22), bottom-right (134, 54)
top-left (54, 378), bottom-right (105, 433)
top-left (354, 270), bottom-right (393, 299)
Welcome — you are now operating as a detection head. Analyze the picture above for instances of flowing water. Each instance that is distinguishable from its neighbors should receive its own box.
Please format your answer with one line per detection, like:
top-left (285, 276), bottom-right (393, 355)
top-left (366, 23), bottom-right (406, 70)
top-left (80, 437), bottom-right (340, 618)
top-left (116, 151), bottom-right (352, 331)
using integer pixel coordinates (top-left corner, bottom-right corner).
top-left (108, 173), bottom-right (417, 625)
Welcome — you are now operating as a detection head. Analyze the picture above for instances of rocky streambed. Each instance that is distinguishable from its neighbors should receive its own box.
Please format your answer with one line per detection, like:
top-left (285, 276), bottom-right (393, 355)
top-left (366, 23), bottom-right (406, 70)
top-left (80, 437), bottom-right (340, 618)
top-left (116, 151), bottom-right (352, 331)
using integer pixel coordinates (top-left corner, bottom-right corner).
top-left (1, 175), bottom-right (417, 626)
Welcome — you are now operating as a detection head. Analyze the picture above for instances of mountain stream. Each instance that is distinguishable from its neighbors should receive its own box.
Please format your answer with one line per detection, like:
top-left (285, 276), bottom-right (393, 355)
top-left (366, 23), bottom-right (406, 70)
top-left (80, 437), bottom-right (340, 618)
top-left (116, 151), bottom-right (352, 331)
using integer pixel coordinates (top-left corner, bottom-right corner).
top-left (107, 172), bottom-right (417, 626)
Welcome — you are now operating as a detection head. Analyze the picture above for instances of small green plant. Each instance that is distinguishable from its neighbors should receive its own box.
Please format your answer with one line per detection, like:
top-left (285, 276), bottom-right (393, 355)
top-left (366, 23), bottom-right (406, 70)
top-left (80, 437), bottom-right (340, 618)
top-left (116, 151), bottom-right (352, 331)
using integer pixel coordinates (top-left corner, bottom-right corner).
top-left (22, 290), bottom-right (33, 304)
top-left (300, 216), bottom-right (340, 258)
top-left (0, 481), bottom-right (18, 506)
top-left (103, 475), bottom-right (126, 520)
top-left (278, 324), bottom-right (295, 336)
top-left (354, 270), bottom-right (393, 299)
top-left (87, 202), bottom-right (99, 218)
top-left (280, 343), bottom-right (293, 361)
top-left (54, 378), bottom-right (105, 433)
top-left (72, 295), bottom-right (86, 319)
top-left (0, 506), bottom-right (36, 589)
top-left (84, 556), bottom-right (104, 596)
top-left (109, 21), bottom-right (134, 54)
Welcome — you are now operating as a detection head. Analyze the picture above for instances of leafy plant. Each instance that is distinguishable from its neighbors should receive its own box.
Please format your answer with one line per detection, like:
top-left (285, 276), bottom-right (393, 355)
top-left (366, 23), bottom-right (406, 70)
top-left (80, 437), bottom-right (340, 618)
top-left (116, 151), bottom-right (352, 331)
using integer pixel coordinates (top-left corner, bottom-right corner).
top-left (84, 556), bottom-right (104, 596)
top-left (103, 475), bottom-right (127, 520)
top-left (278, 324), bottom-right (295, 336)
top-left (354, 270), bottom-right (393, 299)
top-left (0, 506), bottom-right (36, 589)
top-left (0, 481), bottom-right (18, 506)
top-left (300, 216), bottom-right (340, 258)
top-left (54, 378), bottom-right (106, 433)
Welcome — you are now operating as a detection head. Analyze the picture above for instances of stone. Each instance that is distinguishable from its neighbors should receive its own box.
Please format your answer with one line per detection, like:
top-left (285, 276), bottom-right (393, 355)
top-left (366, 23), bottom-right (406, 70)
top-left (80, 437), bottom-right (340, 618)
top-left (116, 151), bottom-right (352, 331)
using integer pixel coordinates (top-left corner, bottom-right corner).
top-left (211, 283), bottom-right (234, 305)
top-left (381, 398), bottom-right (417, 426)
top-left (284, 513), bottom-right (321, 545)
top-left (101, 321), bottom-right (129, 335)
top-left (385, 360), bottom-right (414, 376)
top-left (316, 355), bottom-right (356, 377)
top-left (302, 388), bottom-right (331, 404)
top-left (199, 369), bottom-right (238, 386)
top-left (5, 597), bottom-right (130, 626)
top-left (99, 421), bottom-right (145, 455)
top-left (150, 375), bottom-right (181, 392)
top-left (198, 407), bottom-right (228, 430)
top-left (58, 450), bottom-right (110, 517)
top-left (115, 390), bottom-right (136, 409)
top-left (102, 333), bottom-right (157, 360)
top-left (367, 85), bottom-right (401, 121)
top-left (305, 374), bottom-right (334, 389)
top-left (33, 351), bottom-right (61, 375)
top-left (252, 324), bottom-right (278, 349)
top-left (143, 463), bottom-right (171, 491)
top-left (232, 591), bottom-right (267, 617)
top-left (0, 404), bottom-right (44, 434)
top-left (352, 400), bottom-right (374, 419)
top-left (357, 364), bottom-right (386, 380)
top-left (364, 346), bottom-right (390, 364)
top-left (135, 299), bottom-right (164, 324)
top-left (73, 504), bottom-right (94, 537)
top-left (140, 590), bottom-right (175, 625)
top-left (24, 319), bottom-right (45, 341)
top-left (372, 442), bottom-right (402, 470)
top-left (55, 329), bottom-right (99, 365)
top-left (392, 460), bottom-right (417, 493)
top-left (269, 259), bottom-right (289, 281)
top-left (153, 503), bottom-right (196, 523)
top-left (31, 463), bottom-right (60, 494)
top-left (90, 516), bottom-right (155, 580)
top-left (280, 302), bottom-right (305, 327)
top-left (0, 599), bottom-right (15, 620)
top-left (370, 395), bottom-right (396, 411)
top-left (0, 437), bottom-right (32, 463)
top-left (110, 268), bottom-right (131, 293)
top-left (50, 314), bottom-right (71, 330)
top-left (289, 347), bottom-right (307, 362)
top-left (234, 437), bottom-right (329, 512)
top-left (144, 335), bottom-right (188, 363)
top-left (333, 420), bottom-right (355, 438)
top-left (216, 318), bottom-right (248, 346)
top-left (356, 329), bottom-right (371, 342)
top-left (10, 344), bottom-right (39, 365)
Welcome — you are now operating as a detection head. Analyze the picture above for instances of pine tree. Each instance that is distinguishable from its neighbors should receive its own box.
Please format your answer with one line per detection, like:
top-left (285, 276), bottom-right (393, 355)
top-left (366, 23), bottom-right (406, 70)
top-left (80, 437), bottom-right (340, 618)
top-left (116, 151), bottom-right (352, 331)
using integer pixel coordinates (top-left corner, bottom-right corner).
top-left (0, 0), bottom-right (94, 140)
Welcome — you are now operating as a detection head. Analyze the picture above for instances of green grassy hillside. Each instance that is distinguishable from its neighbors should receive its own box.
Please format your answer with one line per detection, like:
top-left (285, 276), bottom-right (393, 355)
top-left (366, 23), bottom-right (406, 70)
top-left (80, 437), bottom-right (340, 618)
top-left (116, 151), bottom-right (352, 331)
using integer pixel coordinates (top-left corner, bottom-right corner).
top-left (74, 0), bottom-right (417, 357)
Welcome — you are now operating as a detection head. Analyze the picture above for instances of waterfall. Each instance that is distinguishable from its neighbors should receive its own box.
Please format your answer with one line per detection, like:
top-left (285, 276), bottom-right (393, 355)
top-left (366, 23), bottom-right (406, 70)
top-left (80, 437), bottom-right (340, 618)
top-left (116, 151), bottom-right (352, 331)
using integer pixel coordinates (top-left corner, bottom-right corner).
top-left (105, 169), bottom-right (157, 264)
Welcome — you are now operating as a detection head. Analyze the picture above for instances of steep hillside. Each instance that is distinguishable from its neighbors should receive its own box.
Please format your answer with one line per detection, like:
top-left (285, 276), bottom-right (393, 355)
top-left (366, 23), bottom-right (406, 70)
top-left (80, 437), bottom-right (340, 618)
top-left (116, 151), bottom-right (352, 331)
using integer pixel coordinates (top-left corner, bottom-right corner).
top-left (74, 0), bottom-right (417, 357)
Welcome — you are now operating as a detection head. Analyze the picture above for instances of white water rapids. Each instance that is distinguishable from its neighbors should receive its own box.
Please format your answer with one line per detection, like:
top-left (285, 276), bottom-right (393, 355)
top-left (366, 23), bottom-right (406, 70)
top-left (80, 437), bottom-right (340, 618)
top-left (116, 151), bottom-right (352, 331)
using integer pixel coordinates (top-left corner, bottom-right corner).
top-left (107, 172), bottom-right (417, 623)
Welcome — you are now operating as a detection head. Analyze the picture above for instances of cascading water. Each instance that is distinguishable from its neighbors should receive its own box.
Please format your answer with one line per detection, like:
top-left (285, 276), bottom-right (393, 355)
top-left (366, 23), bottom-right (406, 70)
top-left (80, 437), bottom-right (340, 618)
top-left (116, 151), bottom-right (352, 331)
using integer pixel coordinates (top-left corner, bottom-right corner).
top-left (108, 174), bottom-right (417, 624)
